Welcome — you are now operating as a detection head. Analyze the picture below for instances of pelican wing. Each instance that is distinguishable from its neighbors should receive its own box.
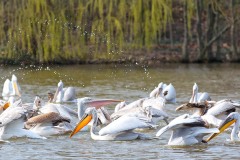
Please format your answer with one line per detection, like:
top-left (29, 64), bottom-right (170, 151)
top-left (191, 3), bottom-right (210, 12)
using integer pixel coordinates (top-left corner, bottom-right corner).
top-left (206, 100), bottom-right (236, 116)
top-left (99, 115), bottom-right (154, 136)
top-left (63, 87), bottom-right (76, 101)
top-left (0, 107), bottom-right (26, 126)
top-left (26, 112), bottom-right (70, 125)
top-left (197, 92), bottom-right (211, 102)
top-left (118, 98), bottom-right (146, 111)
top-left (156, 114), bottom-right (206, 137)
top-left (111, 107), bottom-right (140, 120)
top-left (147, 107), bottom-right (169, 119)
top-left (142, 97), bottom-right (165, 110)
top-left (56, 105), bottom-right (78, 118)
top-left (39, 103), bottom-right (60, 114)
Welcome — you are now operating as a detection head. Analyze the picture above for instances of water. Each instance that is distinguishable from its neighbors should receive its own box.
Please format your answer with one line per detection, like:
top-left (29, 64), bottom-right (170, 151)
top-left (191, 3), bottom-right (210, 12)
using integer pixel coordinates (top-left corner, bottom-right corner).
top-left (0, 63), bottom-right (240, 159)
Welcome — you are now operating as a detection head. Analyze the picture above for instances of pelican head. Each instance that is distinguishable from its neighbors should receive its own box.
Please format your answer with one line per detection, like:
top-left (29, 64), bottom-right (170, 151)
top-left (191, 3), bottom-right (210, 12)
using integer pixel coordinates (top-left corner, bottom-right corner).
top-left (70, 107), bottom-right (97, 138)
top-left (193, 83), bottom-right (198, 92)
top-left (206, 112), bottom-right (239, 142)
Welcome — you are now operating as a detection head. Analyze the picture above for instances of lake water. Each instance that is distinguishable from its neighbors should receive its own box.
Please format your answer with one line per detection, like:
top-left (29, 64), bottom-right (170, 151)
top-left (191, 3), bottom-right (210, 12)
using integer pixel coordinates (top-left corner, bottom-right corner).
top-left (0, 63), bottom-right (240, 159)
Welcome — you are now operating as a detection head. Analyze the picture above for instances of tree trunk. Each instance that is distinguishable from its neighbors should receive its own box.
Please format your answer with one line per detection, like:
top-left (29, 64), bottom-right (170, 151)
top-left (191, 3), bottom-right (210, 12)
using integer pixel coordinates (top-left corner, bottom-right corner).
top-left (3, 0), bottom-right (9, 43)
top-left (196, 0), bottom-right (205, 62)
top-left (181, 0), bottom-right (189, 62)
top-left (214, 10), bottom-right (221, 61)
top-left (206, 3), bottom-right (216, 62)
top-left (231, 0), bottom-right (238, 61)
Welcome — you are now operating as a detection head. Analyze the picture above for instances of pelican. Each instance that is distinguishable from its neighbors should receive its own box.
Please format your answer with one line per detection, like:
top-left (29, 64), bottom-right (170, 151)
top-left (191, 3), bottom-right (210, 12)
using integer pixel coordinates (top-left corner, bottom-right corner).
top-left (149, 82), bottom-right (167, 98)
top-left (189, 83), bottom-right (211, 103)
top-left (205, 112), bottom-right (240, 142)
top-left (111, 103), bottom-right (169, 126)
top-left (150, 83), bottom-right (176, 103)
top-left (163, 83), bottom-right (176, 103)
top-left (76, 97), bottom-right (122, 131)
top-left (2, 74), bottom-right (21, 101)
top-left (52, 80), bottom-right (76, 103)
top-left (176, 99), bottom-right (240, 125)
top-left (25, 112), bottom-right (72, 136)
top-left (112, 95), bottom-right (169, 126)
top-left (0, 99), bottom-right (45, 140)
top-left (116, 88), bottom-right (171, 113)
top-left (70, 107), bottom-right (157, 141)
top-left (114, 98), bottom-right (146, 111)
top-left (39, 101), bottom-right (79, 132)
top-left (156, 114), bottom-right (219, 145)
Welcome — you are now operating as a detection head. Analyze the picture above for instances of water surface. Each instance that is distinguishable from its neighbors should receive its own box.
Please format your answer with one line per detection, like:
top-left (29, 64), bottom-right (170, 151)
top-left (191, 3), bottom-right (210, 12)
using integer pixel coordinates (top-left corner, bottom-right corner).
top-left (0, 63), bottom-right (240, 159)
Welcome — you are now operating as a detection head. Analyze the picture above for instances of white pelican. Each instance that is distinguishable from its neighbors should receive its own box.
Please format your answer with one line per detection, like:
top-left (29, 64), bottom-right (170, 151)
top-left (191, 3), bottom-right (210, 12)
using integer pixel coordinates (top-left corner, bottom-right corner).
top-left (23, 96), bottom-right (79, 136)
top-left (206, 112), bottom-right (240, 142)
top-left (0, 99), bottom-right (45, 140)
top-left (114, 98), bottom-right (146, 111)
top-left (111, 103), bottom-right (169, 126)
top-left (116, 91), bottom-right (170, 113)
top-left (76, 97), bottom-right (122, 131)
top-left (176, 99), bottom-right (240, 125)
top-left (156, 114), bottom-right (219, 145)
top-left (111, 96), bottom-right (169, 127)
top-left (150, 83), bottom-right (176, 103)
top-left (162, 83), bottom-right (176, 103)
top-left (25, 112), bottom-right (72, 136)
top-left (70, 107), bottom-right (156, 141)
top-left (52, 80), bottom-right (76, 103)
top-left (2, 74), bottom-right (21, 101)
top-left (189, 83), bottom-right (211, 103)
top-left (149, 82), bottom-right (167, 98)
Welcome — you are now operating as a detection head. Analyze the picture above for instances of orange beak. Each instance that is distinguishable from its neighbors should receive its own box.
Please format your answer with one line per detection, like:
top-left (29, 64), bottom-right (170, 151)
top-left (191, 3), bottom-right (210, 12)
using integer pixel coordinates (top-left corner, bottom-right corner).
top-left (69, 114), bottom-right (92, 138)
top-left (206, 117), bottom-right (236, 142)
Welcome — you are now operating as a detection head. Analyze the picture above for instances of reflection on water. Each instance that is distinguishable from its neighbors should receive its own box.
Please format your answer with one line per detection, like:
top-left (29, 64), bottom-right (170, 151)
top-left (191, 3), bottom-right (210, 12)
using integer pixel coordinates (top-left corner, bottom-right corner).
top-left (0, 63), bottom-right (240, 159)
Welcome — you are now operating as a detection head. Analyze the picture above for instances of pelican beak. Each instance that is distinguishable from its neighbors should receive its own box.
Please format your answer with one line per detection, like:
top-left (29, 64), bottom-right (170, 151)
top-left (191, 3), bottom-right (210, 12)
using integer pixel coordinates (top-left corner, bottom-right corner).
top-left (3, 102), bottom-right (10, 110)
top-left (13, 81), bottom-right (21, 97)
top-left (52, 87), bottom-right (60, 102)
top-left (88, 99), bottom-right (123, 109)
top-left (69, 114), bottom-right (92, 138)
top-left (206, 116), bottom-right (236, 142)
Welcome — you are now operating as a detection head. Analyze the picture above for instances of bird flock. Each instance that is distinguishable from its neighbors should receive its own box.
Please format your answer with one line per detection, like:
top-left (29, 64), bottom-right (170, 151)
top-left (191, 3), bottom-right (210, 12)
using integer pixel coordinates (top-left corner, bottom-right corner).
top-left (0, 74), bottom-right (240, 146)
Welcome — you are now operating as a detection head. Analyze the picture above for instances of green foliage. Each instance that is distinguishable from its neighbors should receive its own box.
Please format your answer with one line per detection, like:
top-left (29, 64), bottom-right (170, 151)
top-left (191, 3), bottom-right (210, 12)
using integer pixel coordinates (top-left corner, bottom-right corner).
top-left (0, 0), bottom-right (173, 64)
